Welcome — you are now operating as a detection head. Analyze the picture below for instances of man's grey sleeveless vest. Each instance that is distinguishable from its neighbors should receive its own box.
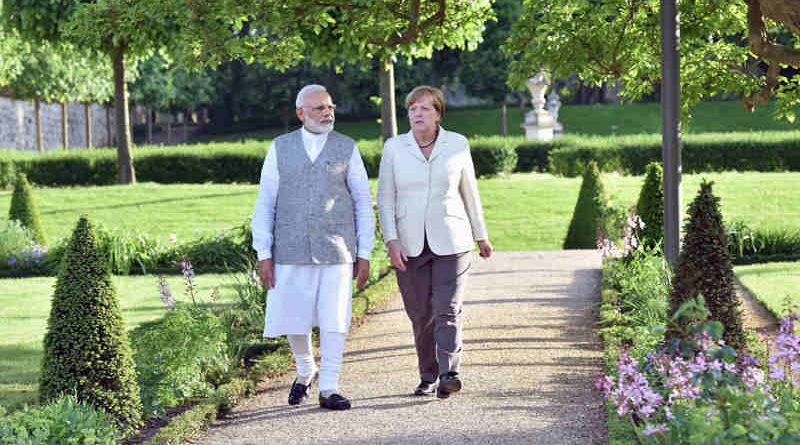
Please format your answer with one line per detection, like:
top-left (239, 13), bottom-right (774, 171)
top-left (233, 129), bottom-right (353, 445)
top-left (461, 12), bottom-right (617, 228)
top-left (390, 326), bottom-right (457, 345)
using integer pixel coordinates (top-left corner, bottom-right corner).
top-left (273, 129), bottom-right (357, 264)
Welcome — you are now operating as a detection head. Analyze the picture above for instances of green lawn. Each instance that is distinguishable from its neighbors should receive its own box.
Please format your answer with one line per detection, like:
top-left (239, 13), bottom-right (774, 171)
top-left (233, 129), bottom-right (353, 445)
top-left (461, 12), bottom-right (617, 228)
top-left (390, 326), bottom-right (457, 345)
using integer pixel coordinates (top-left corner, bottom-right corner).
top-left (195, 100), bottom-right (797, 142)
top-left (0, 183), bottom-right (258, 244)
top-left (603, 172), bottom-right (800, 233)
top-left (1, 171), bottom-right (799, 248)
top-left (735, 262), bottom-right (800, 317)
top-left (0, 273), bottom-right (238, 410)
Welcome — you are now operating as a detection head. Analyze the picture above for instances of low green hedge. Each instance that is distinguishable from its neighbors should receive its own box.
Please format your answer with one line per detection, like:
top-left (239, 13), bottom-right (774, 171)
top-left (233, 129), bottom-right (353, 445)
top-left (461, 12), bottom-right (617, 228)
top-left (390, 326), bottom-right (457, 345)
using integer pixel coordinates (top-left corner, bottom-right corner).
top-left (5, 130), bottom-right (800, 185)
top-left (548, 131), bottom-right (800, 176)
top-left (0, 136), bottom-right (514, 187)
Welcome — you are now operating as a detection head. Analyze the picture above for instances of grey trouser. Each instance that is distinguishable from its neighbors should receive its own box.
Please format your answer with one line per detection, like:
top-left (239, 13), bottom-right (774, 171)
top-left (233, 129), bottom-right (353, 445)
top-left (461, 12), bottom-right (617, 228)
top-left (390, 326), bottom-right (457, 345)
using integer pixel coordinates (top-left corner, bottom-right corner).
top-left (396, 243), bottom-right (471, 383)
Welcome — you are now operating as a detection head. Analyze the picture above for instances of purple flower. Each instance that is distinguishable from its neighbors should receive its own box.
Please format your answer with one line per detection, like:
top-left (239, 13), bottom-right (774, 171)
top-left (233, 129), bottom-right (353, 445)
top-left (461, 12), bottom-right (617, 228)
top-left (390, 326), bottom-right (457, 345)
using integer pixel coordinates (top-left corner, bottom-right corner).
top-left (642, 423), bottom-right (667, 436)
top-left (768, 314), bottom-right (800, 387)
top-left (608, 352), bottom-right (663, 419)
top-left (157, 275), bottom-right (175, 310)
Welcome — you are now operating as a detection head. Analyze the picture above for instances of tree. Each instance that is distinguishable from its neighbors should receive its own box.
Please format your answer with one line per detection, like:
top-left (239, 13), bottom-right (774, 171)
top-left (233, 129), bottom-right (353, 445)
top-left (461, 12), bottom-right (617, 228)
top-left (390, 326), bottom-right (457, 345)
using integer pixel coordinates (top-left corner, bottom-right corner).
top-left (0, 25), bottom-right (22, 88)
top-left (3, 0), bottom-right (179, 182)
top-left (40, 216), bottom-right (142, 435)
top-left (667, 181), bottom-right (745, 349)
top-left (461, 0), bottom-right (523, 135)
top-left (563, 161), bottom-right (610, 249)
top-left (297, 1), bottom-right (494, 139)
top-left (505, 1), bottom-right (768, 119)
top-left (175, 1), bottom-right (493, 140)
top-left (635, 162), bottom-right (664, 250)
top-left (130, 54), bottom-right (177, 144)
top-left (8, 173), bottom-right (47, 246)
top-left (3, 40), bottom-right (106, 152)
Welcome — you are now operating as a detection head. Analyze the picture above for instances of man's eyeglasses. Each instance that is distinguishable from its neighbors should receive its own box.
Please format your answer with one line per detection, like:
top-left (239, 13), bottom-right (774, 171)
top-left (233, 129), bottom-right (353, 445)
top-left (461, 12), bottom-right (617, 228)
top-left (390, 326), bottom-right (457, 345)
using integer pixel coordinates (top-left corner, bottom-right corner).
top-left (305, 104), bottom-right (336, 113)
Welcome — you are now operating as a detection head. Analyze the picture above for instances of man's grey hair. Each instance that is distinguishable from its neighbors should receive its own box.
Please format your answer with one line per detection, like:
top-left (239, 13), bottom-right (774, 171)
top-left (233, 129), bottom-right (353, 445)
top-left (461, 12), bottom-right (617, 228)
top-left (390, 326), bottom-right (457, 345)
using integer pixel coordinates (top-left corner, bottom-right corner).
top-left (295, 84), bottom-right (328, 108)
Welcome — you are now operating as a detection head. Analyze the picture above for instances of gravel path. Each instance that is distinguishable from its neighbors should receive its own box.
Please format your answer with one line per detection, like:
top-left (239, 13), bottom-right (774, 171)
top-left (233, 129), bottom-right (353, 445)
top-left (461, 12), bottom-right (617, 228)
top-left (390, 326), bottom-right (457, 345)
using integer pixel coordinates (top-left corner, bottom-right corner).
top-left (200, 251), bottom-right (606, 444)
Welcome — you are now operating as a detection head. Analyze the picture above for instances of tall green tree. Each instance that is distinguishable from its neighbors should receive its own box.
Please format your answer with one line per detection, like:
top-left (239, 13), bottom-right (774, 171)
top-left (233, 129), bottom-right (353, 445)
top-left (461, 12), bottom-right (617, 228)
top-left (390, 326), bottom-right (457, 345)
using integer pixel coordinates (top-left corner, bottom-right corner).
top-left (4, 40), bottom-right (107, 152)
top-left (504, 1), bottom-right (762, 119)
top-left (177, 1), bottom-right (493, 139)
top-left (3, 0), bottom-right (179, 182)
top-left (298, 0), bottom-right (494, 139)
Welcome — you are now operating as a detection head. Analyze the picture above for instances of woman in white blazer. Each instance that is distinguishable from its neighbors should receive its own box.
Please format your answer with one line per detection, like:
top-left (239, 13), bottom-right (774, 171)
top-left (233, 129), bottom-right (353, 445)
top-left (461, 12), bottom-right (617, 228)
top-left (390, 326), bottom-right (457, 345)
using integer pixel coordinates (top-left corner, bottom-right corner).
top-left (377, 85), bottom-right (492, 399)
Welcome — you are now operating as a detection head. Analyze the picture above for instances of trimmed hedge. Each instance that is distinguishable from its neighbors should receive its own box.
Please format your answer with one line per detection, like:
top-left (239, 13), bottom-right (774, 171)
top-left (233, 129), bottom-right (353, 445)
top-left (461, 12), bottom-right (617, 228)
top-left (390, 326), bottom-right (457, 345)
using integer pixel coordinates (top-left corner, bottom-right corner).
top-left (514, 140), bottom-right (553, 172)
top-left (469, 136), bottom-right (518, 177)
top-left (5, 130), bottom-right (800, 186)
top-left (548, 131), bottom-right (800, 176)
top-left (40, 216), bottom-right (143, 436)
top-left (8, 173), bottom-right (48, 245)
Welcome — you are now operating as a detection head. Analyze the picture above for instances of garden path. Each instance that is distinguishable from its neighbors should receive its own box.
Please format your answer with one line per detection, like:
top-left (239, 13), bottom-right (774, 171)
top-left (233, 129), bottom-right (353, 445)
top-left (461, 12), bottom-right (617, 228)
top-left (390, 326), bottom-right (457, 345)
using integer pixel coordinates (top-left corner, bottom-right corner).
top-left (199, 251), bottom-right (606, 444)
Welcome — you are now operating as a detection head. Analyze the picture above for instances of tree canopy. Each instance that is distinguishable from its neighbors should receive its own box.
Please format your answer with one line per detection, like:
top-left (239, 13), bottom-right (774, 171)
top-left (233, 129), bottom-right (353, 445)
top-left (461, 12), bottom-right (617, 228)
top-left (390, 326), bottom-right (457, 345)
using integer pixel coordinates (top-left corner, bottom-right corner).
top-left (505, 1), bottom-right (800, 120)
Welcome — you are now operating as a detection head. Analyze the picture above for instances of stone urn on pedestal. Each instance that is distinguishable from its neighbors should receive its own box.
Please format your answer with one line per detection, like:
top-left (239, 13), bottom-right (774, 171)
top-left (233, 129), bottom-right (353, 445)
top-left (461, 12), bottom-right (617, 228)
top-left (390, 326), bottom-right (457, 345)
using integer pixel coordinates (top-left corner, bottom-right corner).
top-left (521, 71), bottom-right (555, 141)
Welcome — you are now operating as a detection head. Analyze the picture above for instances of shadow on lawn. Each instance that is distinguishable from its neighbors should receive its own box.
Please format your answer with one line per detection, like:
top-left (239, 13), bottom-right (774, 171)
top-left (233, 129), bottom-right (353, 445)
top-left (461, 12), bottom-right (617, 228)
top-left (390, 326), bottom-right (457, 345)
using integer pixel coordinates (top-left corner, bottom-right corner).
top-left (0, 343), bottom-right (41, 409)
top-left (40, 190), bottom-right (254, 216)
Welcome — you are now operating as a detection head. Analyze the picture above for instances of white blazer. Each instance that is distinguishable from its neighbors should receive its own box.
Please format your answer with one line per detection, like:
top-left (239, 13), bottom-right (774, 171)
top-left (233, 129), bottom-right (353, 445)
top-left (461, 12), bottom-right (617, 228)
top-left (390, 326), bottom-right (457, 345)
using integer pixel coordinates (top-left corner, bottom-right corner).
top-left (377, 128), bottom-right (489, 257)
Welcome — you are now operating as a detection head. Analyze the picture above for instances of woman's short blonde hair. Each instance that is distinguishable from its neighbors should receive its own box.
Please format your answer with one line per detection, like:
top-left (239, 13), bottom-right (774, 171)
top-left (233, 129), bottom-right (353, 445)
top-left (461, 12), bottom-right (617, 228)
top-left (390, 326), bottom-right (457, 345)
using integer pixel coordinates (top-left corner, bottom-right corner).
top-left (405, 85), bottom-right (446, 117)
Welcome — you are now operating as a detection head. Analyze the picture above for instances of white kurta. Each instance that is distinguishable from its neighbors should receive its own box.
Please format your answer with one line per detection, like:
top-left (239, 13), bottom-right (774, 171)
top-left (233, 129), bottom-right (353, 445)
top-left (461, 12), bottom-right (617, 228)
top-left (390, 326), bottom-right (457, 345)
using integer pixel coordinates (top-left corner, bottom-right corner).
top-left (251, 127), bottom-right (374, 337)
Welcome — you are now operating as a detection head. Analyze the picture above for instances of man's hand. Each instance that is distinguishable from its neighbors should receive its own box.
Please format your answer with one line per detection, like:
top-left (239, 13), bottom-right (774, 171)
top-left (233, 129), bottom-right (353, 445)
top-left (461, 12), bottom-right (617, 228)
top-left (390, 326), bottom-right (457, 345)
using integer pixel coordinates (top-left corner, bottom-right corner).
top-left (353, 258), bottom-right (370, 291)
top-left (477, 240), bottom-right (493, 259)
top-left (258, 259), bottom-right (275, 289)
top-left (386, 240), bottom-right (408, 272)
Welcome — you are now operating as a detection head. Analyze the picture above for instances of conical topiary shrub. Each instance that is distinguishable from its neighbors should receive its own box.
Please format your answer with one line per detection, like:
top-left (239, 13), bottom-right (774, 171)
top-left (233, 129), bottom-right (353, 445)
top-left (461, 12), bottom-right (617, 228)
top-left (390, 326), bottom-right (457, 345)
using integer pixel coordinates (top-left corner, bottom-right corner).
top-left (8, 172), bottom-right (47, 246)
top-left (40, 215), bottom-right (142, 435)
top-left (635, 162), bottom-right (664, 249)
top-left (564, 161), bottom-right (609, 248)
top-left (666, 181), bottom-right (745, 349)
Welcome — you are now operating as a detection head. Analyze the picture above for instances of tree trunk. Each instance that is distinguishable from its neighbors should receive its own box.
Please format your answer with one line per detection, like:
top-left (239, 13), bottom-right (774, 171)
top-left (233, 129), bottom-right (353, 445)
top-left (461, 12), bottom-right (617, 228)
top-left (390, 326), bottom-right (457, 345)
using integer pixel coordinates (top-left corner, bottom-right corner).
top-left (146, 107), bottom-right (152, 144)
top-left (84, 103), bottom-right (93, 148)
top-left (183, 109), bottom-right (189, 143)
top-left (34, 99), bottom-right (44, 153)
top-left (106, 105), bottom-right (113, 147)
top-left (167, 119), bottom-right (172, 145)
top-left (500, 102), bottom-right (508, 137)
top-left (379, 57), bottom-right (397, 140)
top-left (112, 47), bottom-right (136, 184)
top-left (61, 102), bottom-right (69, 150)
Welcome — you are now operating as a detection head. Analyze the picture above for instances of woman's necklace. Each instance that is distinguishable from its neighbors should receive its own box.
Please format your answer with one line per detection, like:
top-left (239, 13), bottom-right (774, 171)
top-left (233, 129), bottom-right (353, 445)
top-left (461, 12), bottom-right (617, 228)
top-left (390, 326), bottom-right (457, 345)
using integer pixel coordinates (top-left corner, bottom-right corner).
top-left (416, 129), bottom-right (439, 150)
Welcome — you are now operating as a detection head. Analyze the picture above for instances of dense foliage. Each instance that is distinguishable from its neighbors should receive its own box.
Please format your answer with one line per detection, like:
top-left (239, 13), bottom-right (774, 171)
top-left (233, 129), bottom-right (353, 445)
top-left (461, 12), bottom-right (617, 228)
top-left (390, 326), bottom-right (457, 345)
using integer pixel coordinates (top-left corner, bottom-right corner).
top-left (667, 182), bottom-right (745, 349)
top-left (564, 161), bottom-right (610, 249)
top-left (39, 216), bottom-right (142, 435)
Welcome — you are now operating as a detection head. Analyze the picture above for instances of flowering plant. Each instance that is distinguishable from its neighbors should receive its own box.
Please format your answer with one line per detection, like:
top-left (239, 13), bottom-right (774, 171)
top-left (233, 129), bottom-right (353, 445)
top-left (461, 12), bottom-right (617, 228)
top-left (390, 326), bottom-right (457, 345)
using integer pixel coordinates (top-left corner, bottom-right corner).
top-left (597, 297), bottom-right (800, 443)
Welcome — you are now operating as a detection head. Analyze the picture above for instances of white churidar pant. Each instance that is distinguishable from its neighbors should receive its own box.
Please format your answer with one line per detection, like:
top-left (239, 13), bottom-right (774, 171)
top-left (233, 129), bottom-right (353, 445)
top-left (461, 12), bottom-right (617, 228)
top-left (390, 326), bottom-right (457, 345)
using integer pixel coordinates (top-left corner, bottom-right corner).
top-left (263, 263), bottom-right (353, 337)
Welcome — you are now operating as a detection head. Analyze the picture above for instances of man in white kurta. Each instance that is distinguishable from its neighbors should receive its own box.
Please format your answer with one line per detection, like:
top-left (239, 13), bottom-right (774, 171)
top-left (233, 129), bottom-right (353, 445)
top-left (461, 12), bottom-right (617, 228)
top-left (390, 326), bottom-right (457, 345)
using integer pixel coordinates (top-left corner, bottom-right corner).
top-left (251, 84), bottom-right (374, 410)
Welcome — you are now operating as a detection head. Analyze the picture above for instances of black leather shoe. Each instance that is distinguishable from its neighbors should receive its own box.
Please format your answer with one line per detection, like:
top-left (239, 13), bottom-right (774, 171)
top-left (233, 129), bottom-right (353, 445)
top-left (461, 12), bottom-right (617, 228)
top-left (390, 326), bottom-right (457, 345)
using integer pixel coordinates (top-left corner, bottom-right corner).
top-left (436, 373), bottom-right (462, 399)
top-left (414, 380), bottom-right (438, 396)
top-left (288, 379), bottom-right (311, 405)
top-left (319, 393), bottom-right (351, 410)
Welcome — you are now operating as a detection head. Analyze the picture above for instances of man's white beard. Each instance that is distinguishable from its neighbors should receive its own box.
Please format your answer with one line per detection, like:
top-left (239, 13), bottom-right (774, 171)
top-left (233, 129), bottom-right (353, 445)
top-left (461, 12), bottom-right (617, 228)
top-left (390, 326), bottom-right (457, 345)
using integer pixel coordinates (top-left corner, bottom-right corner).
top-left (305, 118), bottom-right (334, 134)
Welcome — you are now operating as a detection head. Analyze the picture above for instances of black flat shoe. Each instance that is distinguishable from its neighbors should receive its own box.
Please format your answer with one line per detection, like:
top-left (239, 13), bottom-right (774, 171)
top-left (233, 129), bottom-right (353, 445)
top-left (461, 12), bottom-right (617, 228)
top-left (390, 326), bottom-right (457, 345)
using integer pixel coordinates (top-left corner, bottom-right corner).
top-left (436, 373), bottom-right (462, 399)
top-left (414, 380), bottom-right (438, 396)
top-left (288, 379), bottom-right (311, 405)
top-left (319, 393), bottom-right (351, 410)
